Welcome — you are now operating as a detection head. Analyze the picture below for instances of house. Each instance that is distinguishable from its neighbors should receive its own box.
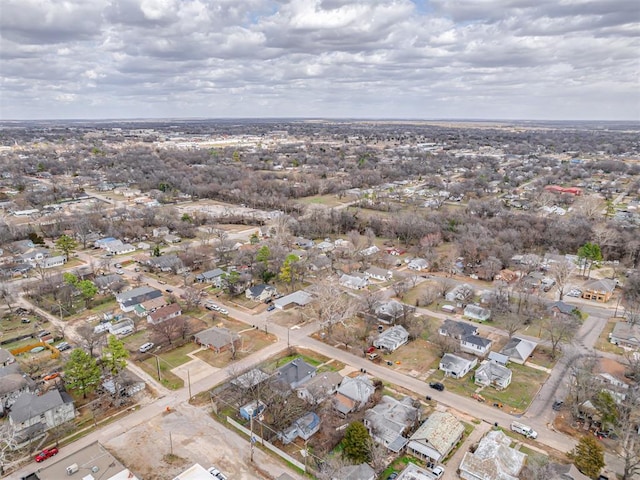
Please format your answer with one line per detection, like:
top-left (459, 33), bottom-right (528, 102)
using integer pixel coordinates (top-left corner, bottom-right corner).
top-left (138, 296), bottom-right (168, 316)
top-left (460, 334), bottom-right (493, 356)
top-left (9, 390), bottom-right (75, 441)
top-left (34, 441), bottom-right (139, 480)
top-left (194, 327), bottom-right (240, 353)
top-left (439, 319), bottom-right (478, 340)
top-left (332, 463), bottom-right (375, 480)
top-left (407, 258), bottom-right (429, 271)
top-left (548, 301), bottom-right (578, 319)
top-left (109, 243), bottom-right (136, 255)
top-left (94, 273), bottom-right (123, 292)
top-left (359, 245), bottom-right (380, 257)
top-left (339, 273), bottom-right (369, 290)
top-left (231, 369), bottom-right (271, 390)
top-left (610, 321), bottom-right (640, 349)
top-left (445, 283), bottom-right (475, 303)
top-left (364, 396), bottom-right (419, 452)
top-left (375, 300), bottom-right (409, 324)
top-left (500, 337), bottom-right (537, 364)
top-left (40, 255), bottom-right (67, 269)
top-left (582, 278), bottom-right (616, 302)
top-left (309, 254), bottom-right (332, 272)
top-left (464, 304), bottom-right (491, 322)
top-left (239, 400), bottom-right (266, 420)
top-left (102, 370), bottom-right (145, 397)
top-left (147, 303), bottom-right (182, 324)
top-left (21, 248), bottom-right (49, 265)
top-left (365, 266), bottom-right (393, 282)
top-left (195, 268), bottom-right (226, 287)
top-left (488, 351), bottom-right (510, 366)
top-left (333, 375), bottom-right (375, 416)
top-left (108, 318), bottom-right (135, 335)
top-left (0, 363), bottom-right (36, 414)
top-left (277, 358), bottom-right (317, 389)
top-left (116, 286), bottom-right (163, 312)
top-left (94, 237), bottom-right (117, 249)
top-left (164, 234), bottom-right (181, 244)
top-left (246, 284), bottom-right (277, 302)
top-left (459, 430), bottom-right (527, 480)
top-left (274, 290), bottom-right (313, 310)
top-left (315, 240), bottom-right (334, 252)
top-left (406, 411), bottom-right (465, 463)
top-left (373, 325), bottom-right (409, 352)
top-left (145, 254), bottom-right (184, 273)
top-left (439, 353), bottom-right (477, 378)
top-left (279, 412), bottom-right (321, 444)
top-left (296, 371), bottom-right (343, 404)
top-left (475, 360), bottom-right (513, 390)
top-left (294, 237), bottom-right (314, 249)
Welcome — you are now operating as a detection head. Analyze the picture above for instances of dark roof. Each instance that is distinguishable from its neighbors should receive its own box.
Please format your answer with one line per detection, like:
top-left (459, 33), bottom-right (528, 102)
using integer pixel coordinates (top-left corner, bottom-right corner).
top-left (248, 284), bottom-right (274, 297)
top-left (195, 327), bottom-right (239, 349)
top-left (10, 390), bottom-right (71, 423)
top-left (440, 319), bottom-right (477, 338)
top-left (548, 301), bottom-right (576, 315)
top-left (196, 268), bottom-right (225, 280)
top-left (463, 335), bottom-right (492, 348)
top-left (278, 358), bottom-right (316, 387)
top-left (122, 289), bottom-right (163, 308)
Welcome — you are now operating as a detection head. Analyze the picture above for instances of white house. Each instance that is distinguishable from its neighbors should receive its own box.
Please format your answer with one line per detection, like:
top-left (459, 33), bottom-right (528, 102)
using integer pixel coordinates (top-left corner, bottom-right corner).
top-left (364, 396), bottom-right (418, 453)
top-left (40, 255), bottom-right (67, 269)
top-left (439, 353), bottom-right (477, 378)
top-left (474, 361), bottom-right (512, 390)
top-left (364, 267), bottom-right (393, 282)
top-left (408, 258), bottom-right (429, 271)
top-left (359, 245), bottom-right (380, 257)
top-left (464, 304), bottom-right (491, 322)
top-left (339, 273), bottom-right (369, 290)
top-left (460, 335), bottom-right (493, 357)
top-left (500, 337), bottom-right (537, 364)
top-left (373, 325), bottom-right (409, 352)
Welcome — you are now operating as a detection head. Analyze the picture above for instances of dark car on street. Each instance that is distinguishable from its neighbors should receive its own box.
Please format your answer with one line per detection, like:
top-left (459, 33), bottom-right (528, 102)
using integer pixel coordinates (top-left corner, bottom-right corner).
top-left (552, 400), bottom-right (564, 411)
top-left (429, 382), bottom-right (445, 391)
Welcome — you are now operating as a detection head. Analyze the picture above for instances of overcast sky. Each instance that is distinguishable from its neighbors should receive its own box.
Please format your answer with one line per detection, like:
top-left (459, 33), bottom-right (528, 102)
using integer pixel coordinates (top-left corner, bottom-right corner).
top-left (1, 0), bottom-right (639, 121)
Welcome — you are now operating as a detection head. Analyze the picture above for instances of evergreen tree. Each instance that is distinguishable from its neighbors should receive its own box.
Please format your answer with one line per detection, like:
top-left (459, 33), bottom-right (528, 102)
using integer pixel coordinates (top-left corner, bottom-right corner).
top-left (342, 421), bottom-right (371, 464)
top-left (64, 349), bottom-right (101, 398)
top-left (577, 242), bottom-right (602, 279)
top-left (569, 436), bottom-right (605, 478)
top-left (55, 234), bottom-right (78, 259)
top-left (102, 335), bottom-right (129, 377)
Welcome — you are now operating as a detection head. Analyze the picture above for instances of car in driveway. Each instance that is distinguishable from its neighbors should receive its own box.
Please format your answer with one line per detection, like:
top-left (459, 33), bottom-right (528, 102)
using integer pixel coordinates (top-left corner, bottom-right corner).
top-left (432, 466), bottom-right (445, 478)
top-left (35, 448), bottom-right (59, 462)
top-left (386, 473), bottom-right (398, 480)
top-left (429, 381), bottom-right (445, 391)
top-left (139, 342), bottom-right (154, 353)
top-left (566, 288), bottom-right (582, 297)
top-left (266, 304), bottom-right (276, 312)
top-left (56, 342), bottom-right (71, 351)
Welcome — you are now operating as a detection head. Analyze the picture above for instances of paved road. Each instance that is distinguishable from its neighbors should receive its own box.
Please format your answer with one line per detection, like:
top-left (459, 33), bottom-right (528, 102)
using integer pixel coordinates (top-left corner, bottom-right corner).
top-left (5, 251), bottom-right (628, 478)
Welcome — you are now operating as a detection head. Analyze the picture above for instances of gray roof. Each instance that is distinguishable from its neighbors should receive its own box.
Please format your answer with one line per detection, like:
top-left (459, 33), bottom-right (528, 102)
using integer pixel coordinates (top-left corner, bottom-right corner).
top-left (611, 321), bottom-right (640, 346)
top-left (278, 358), bottom-right (316, 387)
top-left (116, 285), bottom-right (159, 303)
top-left (0, 373), bottom-right (34, 396)
top-left (584, 278), bottom-right (616, 293)
top-left (548, 301), bottom-right (576, 315)
top-left (274, 290), bottom-right (313, 309)
top-left (365, 396), bottom-right (417, 453)
top-left (196, 268), bottom-right (225, 280)
top-left (488, 352), bottom-right (510, 365)
top-left (408, 411), bottom-right (465, 458)
top-left (94, 274), bottom-right (122, 289)
top-left (460, 430), bottom-right (527, 480)
top-left (334, 463), bottom-right (376, 480)
top-left (374, 325), bottom-right (409, 351)
top-left (337, 375), bottom-right (375, 403)
top-left (231, 369), bottom-right (271, 389)
top-left (440, 319), bottom-right (477, 338)
top-left (463, 334), bottom-right (492, 348)
top-left (475, 361), bottom-right (512, 385)
top-left (501, 337), bottom-right (537, 361)
top-left (10, 390), bottom-right (71, 423)
top-left (440, 353), bottom-right (475, 370)
top-left (194, 327), bottom-right (239, 349)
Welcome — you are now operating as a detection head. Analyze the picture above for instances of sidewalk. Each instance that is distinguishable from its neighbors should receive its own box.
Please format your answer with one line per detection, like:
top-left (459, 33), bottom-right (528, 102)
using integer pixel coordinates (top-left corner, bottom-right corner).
top-left (442, 420), bottom-right (492, 480)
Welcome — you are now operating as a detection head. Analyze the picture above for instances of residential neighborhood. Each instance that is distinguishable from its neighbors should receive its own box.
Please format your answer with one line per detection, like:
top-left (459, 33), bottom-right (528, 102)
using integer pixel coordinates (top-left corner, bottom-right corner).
top-left (0, 120), bottom-right (638, 480)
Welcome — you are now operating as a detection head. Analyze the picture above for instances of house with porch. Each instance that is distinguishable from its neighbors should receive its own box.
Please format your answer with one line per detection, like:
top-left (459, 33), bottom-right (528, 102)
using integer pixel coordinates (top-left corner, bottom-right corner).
top-left (474, 360), bottom-right (513, 390)
top-left (9, 390), bottom-right (75, 442)
top-left (147, 303), bottom-right (182, 324)
top-left (194, 327), bottom-right (240, 353)
top-left (246, 284), bottom-right (277, 302)
top-left (339, 273), bottom-right (369, 290)
top-left (439, 353), bottom-right (477, 378)
top-left (406, 411), bottom-right (464, 463)
top-left (364, 266), bottom-right (393, 282)
top-left (373, 325), bottom-right (409, 352)
top-left (364, 395), bottom-right (419, 453)
top-left (333, 375), bottom-right (375, 416)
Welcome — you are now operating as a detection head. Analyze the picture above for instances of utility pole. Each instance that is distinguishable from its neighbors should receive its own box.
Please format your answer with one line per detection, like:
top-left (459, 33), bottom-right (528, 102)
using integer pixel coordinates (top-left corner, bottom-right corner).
top-left (155, 355), bottom-right (161, 381)
top-left (250, 412), bottom-right (254, 462)
top-left (187, 370), bottom-right (192, 399)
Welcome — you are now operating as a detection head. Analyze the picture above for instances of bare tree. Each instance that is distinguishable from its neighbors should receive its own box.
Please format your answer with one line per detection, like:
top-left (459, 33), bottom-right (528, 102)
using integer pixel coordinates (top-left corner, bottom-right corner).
top-left (76, 323), bottom-right (105, 357)
top-left (550, 260), bottom-right (575, 301)
top-left (502, 315), bottom-right (526, 339)
top-left (430, 331), bottom-right (460, 356)
top-left (0, 423), bottom-right (19, 476)
top-left (149, 317), bottom-right (188, 346)
top-left (308, 280), bottom-right (358, 337)
top-left (0, 282), bottom-right (15, 313)
top-left (616, 388), bottom-right (640, 480)
top-left (419, 285), bottom-right (439, 307)
top-left (435, 277), bottom-right (455, 298)
top-left (368, 438), bottom-right (390, 474)
top-left (622, 271), bottom-right (640, 326)
top-left (544, 315), bottom-right (580, 359)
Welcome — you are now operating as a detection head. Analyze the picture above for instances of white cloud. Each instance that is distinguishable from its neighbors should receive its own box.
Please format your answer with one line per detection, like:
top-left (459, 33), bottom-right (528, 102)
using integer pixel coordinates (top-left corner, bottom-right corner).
top-left (0, 0), bottom-right (638, 120)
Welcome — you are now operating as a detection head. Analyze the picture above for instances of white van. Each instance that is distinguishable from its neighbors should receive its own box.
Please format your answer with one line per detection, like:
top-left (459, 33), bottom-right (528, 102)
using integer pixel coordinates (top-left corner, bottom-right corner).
top-left (139, 342), bottom-right (154, 353)
top-left (510, 421), bottom-right (538, 439)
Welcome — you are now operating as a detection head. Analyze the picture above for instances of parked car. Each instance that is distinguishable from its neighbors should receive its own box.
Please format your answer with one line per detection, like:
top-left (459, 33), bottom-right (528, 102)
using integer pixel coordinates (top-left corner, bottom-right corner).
top-left (218, 308), bottom-right (228, 315)
top-left (366, 346), bottom-right (376, 354)
top-left (139, 342), bottom-right (155, 353)
top-left (567, 288), bottom-right (582, 297)
top-left (205, 303), bottom-right (220, 311)
top-left (56, 342), bottom-right (71, 352)
top-left (165, 288), bottom-right (173, 293)
top-left (21, 317), bottom-right (31, 323)
top-left (266, 304), bottom-right (276, 312)
top-left (429, 382), bottom-right (445, 391)
top-left (34, 448), bottom-right (59, 462)
top-left (552, 400), bottom-right (564, 411)
top-left (386, 473), bottom-right (398, 480)
top-left (432, 466), bottom-right (445, 478)
top-left (208, 466), bottom-right (227, 479)
top-left (37, 330), bottom-right (51, 338)
top-left (115, 269), bottom-right (125, 275)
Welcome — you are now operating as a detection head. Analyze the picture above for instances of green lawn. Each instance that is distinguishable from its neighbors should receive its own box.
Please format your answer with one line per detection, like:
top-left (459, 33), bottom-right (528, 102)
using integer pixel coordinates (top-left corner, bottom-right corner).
top-left (595, 319), bottom-right (625, 355)
top-left (137, 343), bottom-right (197, 390)
top-left (428, 362), bottom-right (548, 414)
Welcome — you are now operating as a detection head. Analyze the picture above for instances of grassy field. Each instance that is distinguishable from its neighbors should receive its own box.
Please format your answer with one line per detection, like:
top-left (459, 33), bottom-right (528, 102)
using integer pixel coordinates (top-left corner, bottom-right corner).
top-left (138, 343), bottom-right (199, 389)
top-left (429, 362), bottom-right (548, 414)
top-left (296, 194), bottom-right (352, 208)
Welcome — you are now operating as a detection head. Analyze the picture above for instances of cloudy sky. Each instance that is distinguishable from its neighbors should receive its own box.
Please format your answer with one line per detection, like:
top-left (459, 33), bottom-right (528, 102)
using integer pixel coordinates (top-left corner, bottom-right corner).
top-left (1, 0), bottom-right (638, 120)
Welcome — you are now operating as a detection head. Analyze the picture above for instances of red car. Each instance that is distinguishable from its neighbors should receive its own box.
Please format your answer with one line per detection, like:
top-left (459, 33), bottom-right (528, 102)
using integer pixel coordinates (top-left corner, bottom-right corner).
top-left (35, 447), bottom-right (59, 462)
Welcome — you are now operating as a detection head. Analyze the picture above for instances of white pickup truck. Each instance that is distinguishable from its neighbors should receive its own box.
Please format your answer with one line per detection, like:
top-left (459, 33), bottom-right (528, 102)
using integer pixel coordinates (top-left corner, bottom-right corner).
top-left (510, 421), bottom-right (538, 439)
